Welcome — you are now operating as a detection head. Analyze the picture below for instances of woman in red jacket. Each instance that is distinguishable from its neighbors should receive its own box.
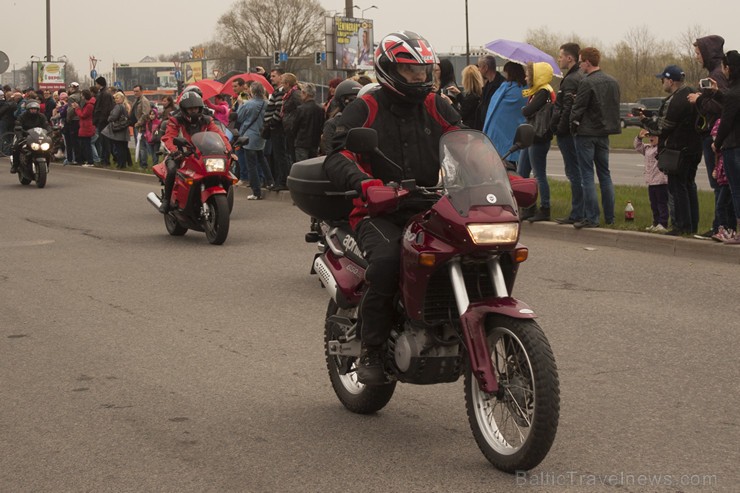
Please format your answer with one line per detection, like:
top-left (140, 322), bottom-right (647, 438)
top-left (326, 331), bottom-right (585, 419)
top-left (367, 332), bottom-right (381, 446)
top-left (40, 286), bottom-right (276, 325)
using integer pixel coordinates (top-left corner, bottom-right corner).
top-left (73, 88), bottom-right (96, 166)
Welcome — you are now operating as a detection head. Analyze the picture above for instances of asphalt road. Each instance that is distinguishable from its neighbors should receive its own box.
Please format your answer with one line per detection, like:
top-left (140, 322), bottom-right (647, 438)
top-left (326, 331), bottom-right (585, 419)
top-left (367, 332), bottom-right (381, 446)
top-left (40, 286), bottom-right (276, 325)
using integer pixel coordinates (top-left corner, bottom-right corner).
top-left (1, 165), bottom-right (738, 492)
top-left (546, 148), bottom-right (713, 191)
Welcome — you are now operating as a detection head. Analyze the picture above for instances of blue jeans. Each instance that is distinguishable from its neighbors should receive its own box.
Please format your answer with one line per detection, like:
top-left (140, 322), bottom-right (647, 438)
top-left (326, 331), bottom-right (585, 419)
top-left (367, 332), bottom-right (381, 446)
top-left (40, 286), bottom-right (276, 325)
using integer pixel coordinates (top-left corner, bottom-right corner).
top-left (517, 140), bottom-right (551, 208)
top-left (91, 131), bottom-right (100, 163)
top-left (575, 135), bottom-right (615, 224)
top-left (557, 134), bottom-right (584, 219)
top-left (722, 147), bottom-right (740, 220)
top-left (245, 149), bottom-right (274, 196)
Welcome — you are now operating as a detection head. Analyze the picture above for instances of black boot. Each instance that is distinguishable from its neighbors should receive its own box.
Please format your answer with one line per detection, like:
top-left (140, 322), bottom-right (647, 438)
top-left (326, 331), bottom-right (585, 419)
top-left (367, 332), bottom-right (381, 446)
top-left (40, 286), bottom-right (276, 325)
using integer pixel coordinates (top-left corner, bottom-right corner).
top-left (356, 344), bottom-right (386, 385)
top-left (10, 164), bottom-right (17, 174)
top-left (158, 195), bottom-right (171, 214)
top-left (519, 205), bottom-right (536, 221)
top-left (528, 207), bottom-right (551, 222)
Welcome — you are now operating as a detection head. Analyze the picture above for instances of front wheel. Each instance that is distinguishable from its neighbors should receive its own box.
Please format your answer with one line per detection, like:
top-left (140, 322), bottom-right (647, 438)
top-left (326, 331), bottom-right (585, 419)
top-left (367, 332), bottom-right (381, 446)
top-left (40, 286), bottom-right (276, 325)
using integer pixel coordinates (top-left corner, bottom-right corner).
top-left (203, 194), bottom-right (230, 245)
top-left (35, 161), bottom-right (48, 188)
top-left (465, 315), bottom-right (559, 473)
top-left (325, 300), bottom-right (395, 414)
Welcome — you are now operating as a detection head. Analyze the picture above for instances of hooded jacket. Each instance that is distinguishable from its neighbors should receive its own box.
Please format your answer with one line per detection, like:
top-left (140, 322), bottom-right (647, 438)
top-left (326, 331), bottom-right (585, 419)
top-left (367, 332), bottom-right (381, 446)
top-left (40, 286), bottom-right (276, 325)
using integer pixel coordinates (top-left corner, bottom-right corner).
top-left (483, 81), bottom-right (527, 161)
top-left (694, 35), bottom-right (728, 134)
top-left (522, 62), bottom-right (556, 143)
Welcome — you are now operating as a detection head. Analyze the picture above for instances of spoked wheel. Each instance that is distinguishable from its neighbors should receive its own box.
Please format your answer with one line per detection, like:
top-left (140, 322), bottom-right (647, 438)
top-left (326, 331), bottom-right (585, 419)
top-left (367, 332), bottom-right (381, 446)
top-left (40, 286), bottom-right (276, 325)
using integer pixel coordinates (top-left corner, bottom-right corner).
top-left (35, 161), bottom-right (48, 188)
top-left (203, 195), bottom-right (230, 245)
top-left (0, 132), bottom-right (14, 158)
top-left (164, 208), bottom-right (188, 236)
top-left (464, 315), bottom-right (559, 473)
top-left (325, 300), bottom-right (395, 414)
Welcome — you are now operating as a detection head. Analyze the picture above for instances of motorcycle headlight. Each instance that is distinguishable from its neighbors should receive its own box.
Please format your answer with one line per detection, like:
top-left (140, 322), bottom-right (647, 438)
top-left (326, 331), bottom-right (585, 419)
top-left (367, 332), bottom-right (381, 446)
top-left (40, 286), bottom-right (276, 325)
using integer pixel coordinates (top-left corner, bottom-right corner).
top-left (30, 142), bottom-right (41, 151)
top-left (40, 142), bottom-right (51, 151)
top-left (466, 223), bottom-right (519, 245)
top-left (205, 158), bottom-right (226, 172)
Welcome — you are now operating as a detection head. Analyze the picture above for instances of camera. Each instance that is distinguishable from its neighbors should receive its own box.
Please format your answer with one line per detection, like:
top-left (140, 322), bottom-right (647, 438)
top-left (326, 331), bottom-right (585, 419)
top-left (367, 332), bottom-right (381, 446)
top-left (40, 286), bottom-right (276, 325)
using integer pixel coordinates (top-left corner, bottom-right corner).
top-left (699, 78), bottom-right (712, 89)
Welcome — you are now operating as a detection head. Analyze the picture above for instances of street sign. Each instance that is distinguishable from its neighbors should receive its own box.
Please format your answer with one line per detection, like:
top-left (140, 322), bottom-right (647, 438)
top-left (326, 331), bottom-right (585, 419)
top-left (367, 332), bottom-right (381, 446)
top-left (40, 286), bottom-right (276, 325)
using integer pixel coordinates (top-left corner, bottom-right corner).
top-left (174, 70), bottom-right (182, 81)
top-left (113, 81), bottom-right (123, 89)
top-left (90, 69), bottom-right (97, 79)
top-left (279, 52), bottom-right (288, 62)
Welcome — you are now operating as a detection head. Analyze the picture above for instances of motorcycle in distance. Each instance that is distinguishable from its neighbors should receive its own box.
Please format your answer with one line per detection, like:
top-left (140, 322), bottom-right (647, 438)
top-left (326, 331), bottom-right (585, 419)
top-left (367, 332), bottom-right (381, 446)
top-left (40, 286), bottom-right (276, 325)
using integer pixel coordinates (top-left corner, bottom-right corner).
top-left (287, 125), bottom-right (560, 472)
top-left (12, 127), bottom-right (53, 188)
top-left (146, 132), bottom-right (246, 245)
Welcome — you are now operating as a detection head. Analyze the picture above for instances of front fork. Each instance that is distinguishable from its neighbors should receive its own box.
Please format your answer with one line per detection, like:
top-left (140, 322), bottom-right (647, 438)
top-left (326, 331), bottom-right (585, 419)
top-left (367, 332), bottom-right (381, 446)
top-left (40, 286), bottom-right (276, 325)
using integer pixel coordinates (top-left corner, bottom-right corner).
top-left (451, 257), bottom-right (514, 394)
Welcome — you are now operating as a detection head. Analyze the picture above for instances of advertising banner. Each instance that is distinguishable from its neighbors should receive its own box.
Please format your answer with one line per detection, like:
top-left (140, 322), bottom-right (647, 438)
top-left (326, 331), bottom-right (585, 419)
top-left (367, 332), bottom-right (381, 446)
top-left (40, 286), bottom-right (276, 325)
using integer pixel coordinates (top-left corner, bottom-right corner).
top-left (37, 61), bottom-right (66, 90)
top-left (334, 17), bottom-right (374, 71)
top-left (184, 61), bottom-right (204, 84)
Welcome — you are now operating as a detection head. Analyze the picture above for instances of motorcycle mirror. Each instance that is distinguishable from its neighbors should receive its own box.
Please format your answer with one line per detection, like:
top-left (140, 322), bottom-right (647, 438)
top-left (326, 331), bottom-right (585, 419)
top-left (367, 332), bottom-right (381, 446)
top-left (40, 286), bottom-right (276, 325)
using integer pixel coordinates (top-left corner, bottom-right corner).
top-left (345, 127), bottom-right (378, 154)
top-left (502, 124), bottom-right (535, 161)
top-left (511, 178), bottom-right (538, 209)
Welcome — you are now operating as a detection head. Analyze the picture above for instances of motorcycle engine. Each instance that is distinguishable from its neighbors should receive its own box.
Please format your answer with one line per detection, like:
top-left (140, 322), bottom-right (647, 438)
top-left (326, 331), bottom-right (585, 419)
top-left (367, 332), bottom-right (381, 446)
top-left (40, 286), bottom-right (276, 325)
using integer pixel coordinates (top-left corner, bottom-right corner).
top-left (390, 324), bottom-right (461, 384)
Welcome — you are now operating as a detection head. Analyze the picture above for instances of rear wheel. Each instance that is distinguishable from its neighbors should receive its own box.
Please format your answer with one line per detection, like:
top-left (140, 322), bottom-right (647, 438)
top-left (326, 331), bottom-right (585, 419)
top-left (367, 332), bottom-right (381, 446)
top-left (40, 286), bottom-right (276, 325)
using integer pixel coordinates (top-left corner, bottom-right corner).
top-left (464, 315), bottom-right (559, 472)
top-left (164, 210), bottom-right (187, 236)
top-left (325, 300), bottom-right (395, 414)
top-left (35, 161), bottom-right (48, 188)
top-left (203, 195), bottom-right (230, 245)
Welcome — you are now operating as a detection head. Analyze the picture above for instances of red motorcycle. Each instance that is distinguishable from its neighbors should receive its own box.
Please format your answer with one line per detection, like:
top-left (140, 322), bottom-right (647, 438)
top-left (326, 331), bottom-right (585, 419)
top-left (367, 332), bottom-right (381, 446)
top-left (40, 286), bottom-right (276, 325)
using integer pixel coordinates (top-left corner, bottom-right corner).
top-left (147, 132), bottom-right (241, 245)
top-left (288, 126), bottom-right (559, 472)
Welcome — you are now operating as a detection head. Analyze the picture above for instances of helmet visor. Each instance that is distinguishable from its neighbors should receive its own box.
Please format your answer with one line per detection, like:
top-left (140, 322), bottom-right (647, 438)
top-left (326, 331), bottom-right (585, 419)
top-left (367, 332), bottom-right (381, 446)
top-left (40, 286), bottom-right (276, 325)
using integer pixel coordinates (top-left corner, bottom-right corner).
top-left (396, 64), bottom-right (433, 83)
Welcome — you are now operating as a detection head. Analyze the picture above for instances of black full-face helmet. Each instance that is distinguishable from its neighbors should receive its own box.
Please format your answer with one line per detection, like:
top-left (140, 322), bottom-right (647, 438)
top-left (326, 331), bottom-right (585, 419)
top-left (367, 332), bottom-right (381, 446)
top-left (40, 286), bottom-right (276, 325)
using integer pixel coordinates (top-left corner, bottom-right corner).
top-left (179, 91), bottom-right (204, 122)
top-left (334, 79), bottom-right (362, 109)
top-left (374, 31), bottom-right (439, 102)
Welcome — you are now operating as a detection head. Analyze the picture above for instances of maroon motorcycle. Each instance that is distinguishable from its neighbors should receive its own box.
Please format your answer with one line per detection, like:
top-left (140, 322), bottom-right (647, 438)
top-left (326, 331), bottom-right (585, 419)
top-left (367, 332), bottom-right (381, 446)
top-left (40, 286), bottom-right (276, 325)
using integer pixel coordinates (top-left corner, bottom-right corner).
top-left (288, 126), bottom-right (560, 472)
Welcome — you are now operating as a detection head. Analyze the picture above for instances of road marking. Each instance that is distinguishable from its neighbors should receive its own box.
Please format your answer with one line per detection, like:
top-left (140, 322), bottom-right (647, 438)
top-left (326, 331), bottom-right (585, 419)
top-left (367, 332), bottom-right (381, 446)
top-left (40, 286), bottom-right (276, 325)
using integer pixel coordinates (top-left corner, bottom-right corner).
top-left (0, 240), bottom-right (55, 248)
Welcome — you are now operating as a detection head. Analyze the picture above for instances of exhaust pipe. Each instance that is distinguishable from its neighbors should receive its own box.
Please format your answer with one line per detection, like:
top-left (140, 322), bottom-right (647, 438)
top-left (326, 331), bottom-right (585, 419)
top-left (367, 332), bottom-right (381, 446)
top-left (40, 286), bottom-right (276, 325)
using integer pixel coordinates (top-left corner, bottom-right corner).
top-left (146, 192), bottom-right (162, 210)
top-left (313, 256), bottom-right (339, 303)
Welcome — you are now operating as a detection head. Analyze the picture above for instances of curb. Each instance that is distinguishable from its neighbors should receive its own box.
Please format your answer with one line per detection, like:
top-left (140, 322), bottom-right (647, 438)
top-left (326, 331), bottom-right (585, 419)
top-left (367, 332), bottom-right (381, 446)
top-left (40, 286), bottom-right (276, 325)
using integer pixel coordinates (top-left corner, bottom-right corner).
top-left (521, 221), bottom-right (739, 265)
top-left (52, 164), bottom-right (739, 265)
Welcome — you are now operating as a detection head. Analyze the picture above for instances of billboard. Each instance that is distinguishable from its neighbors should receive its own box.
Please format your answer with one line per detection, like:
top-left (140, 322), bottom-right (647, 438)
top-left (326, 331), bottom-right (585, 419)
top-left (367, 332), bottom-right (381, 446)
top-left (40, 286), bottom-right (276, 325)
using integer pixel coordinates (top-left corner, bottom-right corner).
top-left (183, 61), bottom-right (204, 84)
top-left (35, 61), bottom-right (67, 91)
top-left (334, 17), bottom-right (374, 71)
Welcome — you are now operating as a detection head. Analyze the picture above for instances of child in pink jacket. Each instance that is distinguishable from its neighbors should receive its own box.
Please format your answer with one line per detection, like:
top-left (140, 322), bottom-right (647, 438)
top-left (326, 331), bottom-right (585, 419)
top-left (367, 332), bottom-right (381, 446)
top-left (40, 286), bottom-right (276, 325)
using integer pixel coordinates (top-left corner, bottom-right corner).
top-left (634, 129), bottom-right (669, 232)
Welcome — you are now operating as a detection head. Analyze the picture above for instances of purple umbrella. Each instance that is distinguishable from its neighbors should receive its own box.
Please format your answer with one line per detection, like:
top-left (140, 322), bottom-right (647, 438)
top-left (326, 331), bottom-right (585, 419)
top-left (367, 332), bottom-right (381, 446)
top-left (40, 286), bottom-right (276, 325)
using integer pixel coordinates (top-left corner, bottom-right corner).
top-left (484, 39), bottom-right (562, 77)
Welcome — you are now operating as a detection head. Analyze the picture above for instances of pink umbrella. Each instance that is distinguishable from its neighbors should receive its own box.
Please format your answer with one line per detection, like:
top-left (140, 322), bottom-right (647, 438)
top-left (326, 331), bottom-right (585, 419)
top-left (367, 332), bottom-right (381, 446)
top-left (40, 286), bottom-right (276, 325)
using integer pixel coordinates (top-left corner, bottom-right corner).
top-left (220, 73), bottom-right (274, 96)
top-left (189, 79), bottom-right (224, 100)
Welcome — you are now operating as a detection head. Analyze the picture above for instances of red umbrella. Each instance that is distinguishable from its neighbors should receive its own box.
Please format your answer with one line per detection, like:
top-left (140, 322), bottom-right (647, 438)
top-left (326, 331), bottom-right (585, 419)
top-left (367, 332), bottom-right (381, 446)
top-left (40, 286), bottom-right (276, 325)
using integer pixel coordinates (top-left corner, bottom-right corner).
top-left (176, 79), bottom-right (224, 102)
top-left (220, 73), bottom-right (274, 96)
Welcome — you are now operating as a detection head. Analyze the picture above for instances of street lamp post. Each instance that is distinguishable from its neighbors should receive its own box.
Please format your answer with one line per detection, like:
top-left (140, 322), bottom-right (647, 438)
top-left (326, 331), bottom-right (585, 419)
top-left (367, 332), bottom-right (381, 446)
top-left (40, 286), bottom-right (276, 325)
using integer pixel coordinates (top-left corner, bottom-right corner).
top-left (465, 0), bottom-right (470, 65)
top-left (46, 0), bottom-right (52, 62)
top-left (361, 5), bottom-right (378, 18)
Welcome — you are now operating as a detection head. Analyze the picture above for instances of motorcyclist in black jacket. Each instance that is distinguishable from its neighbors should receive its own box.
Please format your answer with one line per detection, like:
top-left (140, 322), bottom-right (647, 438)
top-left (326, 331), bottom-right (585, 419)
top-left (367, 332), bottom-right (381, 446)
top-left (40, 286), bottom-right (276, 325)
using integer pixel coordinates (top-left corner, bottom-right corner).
top-left (324, 31), bottom-right (461, 385)
top-left (11, 101), bottom-right (50, 173)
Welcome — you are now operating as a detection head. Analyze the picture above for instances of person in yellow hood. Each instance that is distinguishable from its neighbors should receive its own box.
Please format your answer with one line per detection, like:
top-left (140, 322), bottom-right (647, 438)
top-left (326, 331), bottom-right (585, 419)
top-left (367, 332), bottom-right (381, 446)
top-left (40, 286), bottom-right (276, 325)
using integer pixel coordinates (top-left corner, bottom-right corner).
top-left (518, 61), bottom-right (556, 222)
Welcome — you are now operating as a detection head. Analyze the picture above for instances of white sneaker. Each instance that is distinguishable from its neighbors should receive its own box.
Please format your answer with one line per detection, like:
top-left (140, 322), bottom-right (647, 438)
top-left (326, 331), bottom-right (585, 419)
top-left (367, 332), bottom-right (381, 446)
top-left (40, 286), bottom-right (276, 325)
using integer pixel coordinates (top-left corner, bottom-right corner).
top-left (247, 195), bottom-right (262, 200)
top-left (645, 225), bottom-right (655, 232)
top-left (235, 180), bottom-right (244, 187)
top-left (653, 224), bottom-right (667, 233)
top-left (81, 164), bottom-right (94, 168)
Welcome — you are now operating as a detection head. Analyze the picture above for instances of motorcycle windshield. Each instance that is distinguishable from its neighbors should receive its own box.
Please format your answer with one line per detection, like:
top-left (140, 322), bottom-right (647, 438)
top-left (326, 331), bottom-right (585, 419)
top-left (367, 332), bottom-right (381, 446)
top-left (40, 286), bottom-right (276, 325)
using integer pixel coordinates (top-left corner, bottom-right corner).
top-left (439, 130), bottom-right (515, 216)
top-left (190, 132), bottom-right (226, 156)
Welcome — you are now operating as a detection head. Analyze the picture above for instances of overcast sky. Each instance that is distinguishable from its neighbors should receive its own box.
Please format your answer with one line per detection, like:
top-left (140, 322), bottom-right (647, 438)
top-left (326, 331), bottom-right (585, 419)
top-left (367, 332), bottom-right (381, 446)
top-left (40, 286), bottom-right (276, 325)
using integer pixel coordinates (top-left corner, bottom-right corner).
top-left (1, 0), bottom-right (738, 82)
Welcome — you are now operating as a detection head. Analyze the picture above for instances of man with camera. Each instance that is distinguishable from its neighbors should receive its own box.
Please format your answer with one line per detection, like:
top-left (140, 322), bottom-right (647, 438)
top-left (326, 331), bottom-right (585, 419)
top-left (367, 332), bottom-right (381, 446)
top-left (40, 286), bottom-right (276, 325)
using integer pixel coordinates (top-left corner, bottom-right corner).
top-left (688, 35), bottom-right (729, 238)
top-left (638, 65), bottom-right (702, 236)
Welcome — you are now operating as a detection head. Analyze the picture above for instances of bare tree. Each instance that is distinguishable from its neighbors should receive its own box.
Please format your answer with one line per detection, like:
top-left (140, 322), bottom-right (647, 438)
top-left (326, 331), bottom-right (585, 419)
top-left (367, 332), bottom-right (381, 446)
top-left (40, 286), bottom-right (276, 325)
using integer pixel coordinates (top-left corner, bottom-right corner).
top-left (218, 0), bottom-right (325, 74)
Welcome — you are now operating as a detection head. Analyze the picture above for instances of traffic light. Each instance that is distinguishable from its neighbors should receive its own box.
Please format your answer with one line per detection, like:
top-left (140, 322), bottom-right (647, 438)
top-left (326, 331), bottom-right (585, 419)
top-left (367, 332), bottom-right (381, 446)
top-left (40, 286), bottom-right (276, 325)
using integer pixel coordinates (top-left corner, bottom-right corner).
top-left (315, 51), bottom-right (322, 65)
top-left (273, 51), bottom-right (280, 65)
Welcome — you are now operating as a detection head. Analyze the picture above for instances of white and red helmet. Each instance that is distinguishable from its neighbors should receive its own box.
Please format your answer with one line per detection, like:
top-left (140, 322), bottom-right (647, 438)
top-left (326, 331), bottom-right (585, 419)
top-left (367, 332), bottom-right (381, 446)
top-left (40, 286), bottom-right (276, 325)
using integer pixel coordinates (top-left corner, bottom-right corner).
top-left (374, 31), bottom-right (439, 101)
